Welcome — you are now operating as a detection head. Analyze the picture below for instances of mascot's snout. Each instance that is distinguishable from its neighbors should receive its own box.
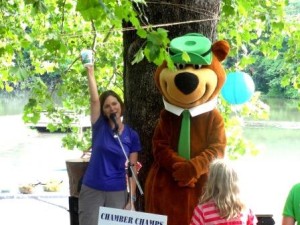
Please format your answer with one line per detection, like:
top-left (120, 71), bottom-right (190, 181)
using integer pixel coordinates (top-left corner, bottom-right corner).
top-left (175, 72), bottom-right (199, 95)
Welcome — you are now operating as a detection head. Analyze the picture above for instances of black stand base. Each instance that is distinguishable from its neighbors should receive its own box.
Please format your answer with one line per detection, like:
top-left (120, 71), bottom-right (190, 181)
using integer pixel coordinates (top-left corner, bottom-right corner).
top-left (256, 214), bottom-right (275, 225)
top-left (69, 196), bottom-right (79, 225)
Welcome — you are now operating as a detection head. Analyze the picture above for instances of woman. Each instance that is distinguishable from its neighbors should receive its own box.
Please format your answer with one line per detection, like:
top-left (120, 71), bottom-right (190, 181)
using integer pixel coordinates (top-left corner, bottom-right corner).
top-left (190, 159), bottom-right (257, 225)
top-left (78, 62), bottom-right (142, 225)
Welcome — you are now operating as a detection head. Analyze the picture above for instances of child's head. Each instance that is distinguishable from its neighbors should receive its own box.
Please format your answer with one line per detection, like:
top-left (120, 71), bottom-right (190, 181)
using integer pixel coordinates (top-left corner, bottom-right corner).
top-left (200, 158), bottom-right (245, 219)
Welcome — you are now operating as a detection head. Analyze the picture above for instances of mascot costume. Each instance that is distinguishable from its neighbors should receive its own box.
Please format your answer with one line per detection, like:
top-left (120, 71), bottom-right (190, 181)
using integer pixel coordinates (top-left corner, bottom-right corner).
top-left (144, 33), bottom-right (230, 225)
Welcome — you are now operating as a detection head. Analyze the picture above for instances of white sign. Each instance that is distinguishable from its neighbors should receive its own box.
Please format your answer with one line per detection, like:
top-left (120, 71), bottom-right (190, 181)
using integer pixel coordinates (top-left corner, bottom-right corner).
top-left (98, 207), bottom-right (168, 225)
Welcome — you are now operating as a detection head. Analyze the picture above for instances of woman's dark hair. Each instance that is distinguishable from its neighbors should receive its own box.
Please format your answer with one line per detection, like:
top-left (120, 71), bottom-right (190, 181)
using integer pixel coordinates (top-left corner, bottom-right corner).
top-left (99, 90), bottom-right (125, 117)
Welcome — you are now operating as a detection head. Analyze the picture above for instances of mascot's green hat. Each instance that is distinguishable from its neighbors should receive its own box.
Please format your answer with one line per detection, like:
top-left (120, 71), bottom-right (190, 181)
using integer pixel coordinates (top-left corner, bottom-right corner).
top-left (169, 33), bottom-right (212, 65)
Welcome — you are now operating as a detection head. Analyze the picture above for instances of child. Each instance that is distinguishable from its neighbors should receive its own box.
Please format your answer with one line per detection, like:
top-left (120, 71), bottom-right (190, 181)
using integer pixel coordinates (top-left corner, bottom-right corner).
top-left (282, 183), bottom-right (300, 225)
top-left (190, 159), bottom-right (257, 225)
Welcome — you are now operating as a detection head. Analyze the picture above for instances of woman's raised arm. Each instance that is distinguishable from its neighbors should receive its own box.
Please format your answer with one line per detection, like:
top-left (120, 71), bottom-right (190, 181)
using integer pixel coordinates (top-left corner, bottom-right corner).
top-left (86, 66), bottom-right (101, 124)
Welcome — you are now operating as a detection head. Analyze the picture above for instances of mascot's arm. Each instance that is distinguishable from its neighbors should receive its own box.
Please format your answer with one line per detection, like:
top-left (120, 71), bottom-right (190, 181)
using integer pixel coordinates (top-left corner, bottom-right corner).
top-left (172, 111), bottom-right (226, 187)
top-left (152, 111), bottom-right (186, 173)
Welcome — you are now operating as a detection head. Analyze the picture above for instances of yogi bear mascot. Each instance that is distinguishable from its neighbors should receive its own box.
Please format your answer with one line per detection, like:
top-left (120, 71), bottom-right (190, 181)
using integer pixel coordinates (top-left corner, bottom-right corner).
top-left (145, 33), bottom-right (230, 225)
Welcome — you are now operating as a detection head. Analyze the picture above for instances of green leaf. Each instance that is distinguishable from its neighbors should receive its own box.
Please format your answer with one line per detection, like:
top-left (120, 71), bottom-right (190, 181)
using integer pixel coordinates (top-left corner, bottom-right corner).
top-left (271, 22), bottom-right (285, 30)
top-left (152, 49), bottom-right (165, 66)
top-left (5, 83), bottom-right (13, 92)
top-left (237, 1), bottom-right (248, 16)
top-left (222, 3), bottom-right (235, 17)
top-left (129, 16), bottom-right (141, 28)
top-left (281, 74), bottom-right (290, 87)
top-left (137, 28), bottom-right (147, 39)
top-left (144, 40), bottom-right (160, 62)
top-left (24, 0), bottom-right (38, 4)
top-left (76, 0), bottom-right (107, 21)
top-left (0, 47), bottom-right (6, 57)
top-left (0, 25), bottom-right (7, 35)
top-left (182, 52), bottom-right (191, 63)
top-left (32, 0), bottom-right (48, 14)
top-left (131, 48), bottom-right (144, 65)
top-left (47, 123), bottom-right (59, 132)
top-left (44, 39), bottom-right (61, 52)
top-left (76, 0), bottom-right (99, 11)
top-left (9, 66), bottom-right (28, 81)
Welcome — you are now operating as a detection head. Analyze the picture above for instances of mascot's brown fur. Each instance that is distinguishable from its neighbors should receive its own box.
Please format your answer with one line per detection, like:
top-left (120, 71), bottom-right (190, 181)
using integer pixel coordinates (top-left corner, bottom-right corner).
top-left (145, 35), bottom-right (230, 225)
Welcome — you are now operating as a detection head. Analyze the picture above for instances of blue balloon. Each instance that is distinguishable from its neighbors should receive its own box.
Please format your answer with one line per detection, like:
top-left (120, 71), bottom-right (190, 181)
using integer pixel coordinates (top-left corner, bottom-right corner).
top-left (221, 71), bottom-right (255, 105)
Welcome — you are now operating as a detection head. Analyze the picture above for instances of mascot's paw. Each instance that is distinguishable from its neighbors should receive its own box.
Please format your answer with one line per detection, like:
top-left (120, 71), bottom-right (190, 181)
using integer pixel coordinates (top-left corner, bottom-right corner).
top-left (177, 177), bottom-right (197, 188)
top-left (172, 162), bottom-right (197, 187)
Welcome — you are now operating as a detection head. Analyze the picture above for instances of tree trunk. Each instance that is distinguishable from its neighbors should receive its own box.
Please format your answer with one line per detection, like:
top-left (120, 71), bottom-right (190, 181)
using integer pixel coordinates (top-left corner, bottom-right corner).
top-left (122, 0), bottom-right (222, 211)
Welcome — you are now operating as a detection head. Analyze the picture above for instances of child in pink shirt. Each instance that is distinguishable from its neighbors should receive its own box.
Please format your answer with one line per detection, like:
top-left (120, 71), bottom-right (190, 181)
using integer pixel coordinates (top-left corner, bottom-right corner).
top-left (190, 159), bottom-right (257, 225)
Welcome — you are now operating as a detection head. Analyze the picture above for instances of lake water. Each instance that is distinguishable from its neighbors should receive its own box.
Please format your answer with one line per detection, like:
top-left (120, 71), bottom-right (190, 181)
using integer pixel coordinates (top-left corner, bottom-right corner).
top-left (0, 115), bottom-right (82, 193)
top-left (232, 97), bottom-right (300, 224)
top-left (0, 94), bottom-right (300, 224)
top-left (235, 126), bottom-right (300, 224)
top-left (0, 94), bottom-right (76, 225)
top-left (0, 93), bottom-right (82, 194)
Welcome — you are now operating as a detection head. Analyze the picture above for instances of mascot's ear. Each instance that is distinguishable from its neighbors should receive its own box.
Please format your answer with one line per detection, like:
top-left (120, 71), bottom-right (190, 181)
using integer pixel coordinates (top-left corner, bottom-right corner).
top-left (212, 40), bottom-right (230, 62)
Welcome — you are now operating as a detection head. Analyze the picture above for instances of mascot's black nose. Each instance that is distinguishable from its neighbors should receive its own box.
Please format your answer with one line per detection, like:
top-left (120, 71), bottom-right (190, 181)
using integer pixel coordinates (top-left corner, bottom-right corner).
top-left (175, 72), bottom-right (199, 95)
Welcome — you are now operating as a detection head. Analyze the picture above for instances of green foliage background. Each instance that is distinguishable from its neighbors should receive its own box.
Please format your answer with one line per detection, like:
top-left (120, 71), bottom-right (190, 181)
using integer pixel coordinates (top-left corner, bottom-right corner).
top-left (0, 0), bottom-right (299, 158)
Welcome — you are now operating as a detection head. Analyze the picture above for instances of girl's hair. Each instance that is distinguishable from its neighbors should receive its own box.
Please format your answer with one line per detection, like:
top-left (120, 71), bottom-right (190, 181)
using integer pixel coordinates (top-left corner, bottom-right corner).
top-left (200, 158), bottom-right (245, 219)
top-left (99, 90), bottom-right (125, 117)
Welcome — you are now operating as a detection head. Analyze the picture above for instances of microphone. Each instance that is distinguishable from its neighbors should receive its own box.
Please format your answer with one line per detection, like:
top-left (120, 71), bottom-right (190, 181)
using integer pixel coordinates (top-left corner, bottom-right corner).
top-left (109, 113), bottom-right (119, 133)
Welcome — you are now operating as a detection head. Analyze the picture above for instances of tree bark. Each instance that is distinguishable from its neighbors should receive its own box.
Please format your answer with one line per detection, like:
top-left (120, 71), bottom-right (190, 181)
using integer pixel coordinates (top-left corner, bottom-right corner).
top-left (122, 0), bottom-right (222, 211)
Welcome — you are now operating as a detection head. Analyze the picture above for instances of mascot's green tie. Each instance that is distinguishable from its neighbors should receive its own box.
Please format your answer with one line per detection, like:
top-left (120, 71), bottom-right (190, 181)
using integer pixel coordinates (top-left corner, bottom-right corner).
top-left (178, 109), bottom-right (190, 160)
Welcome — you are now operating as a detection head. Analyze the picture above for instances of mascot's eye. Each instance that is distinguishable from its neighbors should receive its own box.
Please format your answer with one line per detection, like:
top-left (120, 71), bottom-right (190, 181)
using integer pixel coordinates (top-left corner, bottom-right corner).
top-left (175, 63), bottom-right (186, 70)
top-left (193, 64), bottom-right (202, 69)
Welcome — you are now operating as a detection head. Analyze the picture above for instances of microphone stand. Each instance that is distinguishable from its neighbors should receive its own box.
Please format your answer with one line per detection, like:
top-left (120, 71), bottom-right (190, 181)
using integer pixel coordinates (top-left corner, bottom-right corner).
top-left (112, 128), bottom-right (143, 210)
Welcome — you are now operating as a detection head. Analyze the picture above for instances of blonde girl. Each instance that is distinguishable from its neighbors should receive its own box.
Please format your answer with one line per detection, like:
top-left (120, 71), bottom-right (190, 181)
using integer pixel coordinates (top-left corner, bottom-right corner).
top-left (190, 159), bottom-right (257, 225)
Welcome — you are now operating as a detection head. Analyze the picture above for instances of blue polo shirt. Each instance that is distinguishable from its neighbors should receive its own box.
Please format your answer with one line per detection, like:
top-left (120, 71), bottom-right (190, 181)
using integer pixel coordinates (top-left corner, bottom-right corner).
top-left (82, 116), bottom-right (141, 191)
